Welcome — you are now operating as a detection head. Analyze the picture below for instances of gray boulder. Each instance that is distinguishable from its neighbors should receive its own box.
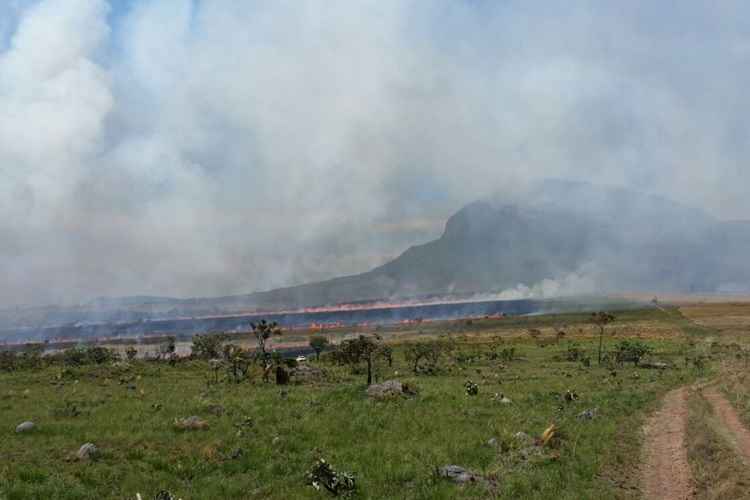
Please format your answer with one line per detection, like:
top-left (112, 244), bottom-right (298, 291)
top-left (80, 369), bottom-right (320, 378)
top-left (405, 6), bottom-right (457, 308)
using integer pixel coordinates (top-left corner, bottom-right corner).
top-left (640, 361), bottom-right (669, 370)
top-left (15, 421), bottom-right (35, 433)
top-left (367, 380), bottom-right (417, 400)
top-left (77, 443), bottom-right (99, 460)
top-left (438, 465), bottom-right (479, 484)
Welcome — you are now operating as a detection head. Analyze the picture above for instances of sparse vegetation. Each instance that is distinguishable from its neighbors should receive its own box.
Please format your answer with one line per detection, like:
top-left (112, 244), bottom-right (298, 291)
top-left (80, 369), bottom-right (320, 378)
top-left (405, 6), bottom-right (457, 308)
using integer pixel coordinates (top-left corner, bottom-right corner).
top-left (404, 337), bottom-right (454, 374)
top-left (309, 335), bottom-right (330, 361)
top-left (191, 333), bottom-right (228, 359)
top-left (1, 305), bottom-right (745, 499)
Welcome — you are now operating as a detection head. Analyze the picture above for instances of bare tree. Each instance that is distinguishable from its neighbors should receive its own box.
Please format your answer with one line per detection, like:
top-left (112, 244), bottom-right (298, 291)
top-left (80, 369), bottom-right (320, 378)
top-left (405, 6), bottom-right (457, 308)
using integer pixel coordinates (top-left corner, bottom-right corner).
top-left (592, 312), bottom-right (616, 365)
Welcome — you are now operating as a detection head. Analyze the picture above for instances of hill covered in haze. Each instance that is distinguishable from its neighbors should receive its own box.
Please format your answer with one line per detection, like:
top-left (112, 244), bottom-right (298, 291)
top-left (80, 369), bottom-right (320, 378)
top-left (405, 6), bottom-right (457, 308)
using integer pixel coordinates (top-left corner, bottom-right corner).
top-left (2, 180), bottom-right (749, 330)
top-left (243, 180), bottom-right (750, 308)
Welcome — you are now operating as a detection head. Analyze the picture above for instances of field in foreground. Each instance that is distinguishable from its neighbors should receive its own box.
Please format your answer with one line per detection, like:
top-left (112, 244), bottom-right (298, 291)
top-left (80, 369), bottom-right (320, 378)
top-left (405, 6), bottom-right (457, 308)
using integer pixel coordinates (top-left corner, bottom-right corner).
top-left (1, 306), bottom-right (742, 499)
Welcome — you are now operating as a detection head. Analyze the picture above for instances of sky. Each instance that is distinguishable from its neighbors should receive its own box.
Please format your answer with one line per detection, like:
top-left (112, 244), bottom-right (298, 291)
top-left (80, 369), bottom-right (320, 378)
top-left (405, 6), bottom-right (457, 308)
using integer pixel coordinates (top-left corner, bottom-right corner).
top-left (1, 0), bottom-right (750, 307)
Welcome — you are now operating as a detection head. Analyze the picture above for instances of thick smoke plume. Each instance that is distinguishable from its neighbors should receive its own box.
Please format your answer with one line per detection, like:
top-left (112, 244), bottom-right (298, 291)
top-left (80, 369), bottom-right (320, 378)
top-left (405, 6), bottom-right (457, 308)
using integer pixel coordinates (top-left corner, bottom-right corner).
top-left (1, 0), bottom-right (750, 307)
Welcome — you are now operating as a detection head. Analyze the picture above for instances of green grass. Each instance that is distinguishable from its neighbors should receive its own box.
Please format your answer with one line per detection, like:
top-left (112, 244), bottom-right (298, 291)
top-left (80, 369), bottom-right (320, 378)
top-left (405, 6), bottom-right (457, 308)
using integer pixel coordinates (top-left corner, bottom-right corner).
top-left (0, 314), bottom-right (701, 499)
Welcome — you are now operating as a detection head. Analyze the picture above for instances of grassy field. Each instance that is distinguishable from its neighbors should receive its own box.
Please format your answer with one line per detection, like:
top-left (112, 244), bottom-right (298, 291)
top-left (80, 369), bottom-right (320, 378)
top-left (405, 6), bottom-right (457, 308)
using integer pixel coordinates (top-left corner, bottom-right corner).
top-left (0, 307), bottom-right (719, 499)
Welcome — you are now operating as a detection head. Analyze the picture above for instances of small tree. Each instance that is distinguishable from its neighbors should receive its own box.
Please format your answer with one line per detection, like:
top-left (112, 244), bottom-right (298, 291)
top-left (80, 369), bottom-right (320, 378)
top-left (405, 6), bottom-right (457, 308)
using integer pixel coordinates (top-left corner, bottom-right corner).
top-left (309, 336), bottom-right (330, 361)
top-left (592, 312), bottom-right (616, 366)
top-left (250, 320), bottom-right (282, 362)
top-left (404, 338), bottom-right (453, 374)
top-left (160, 336), bottom-right (176, 358)
top-left (125, 346), bottom-right (138, 361)
top-left (614, 340), bottom-right (652, 366)
top-left (191, 333), bottom-right (228, 359)
top-left (339, 335), bottom-right (386, 385)
top-left (222, 344), bottom-right (253, 383)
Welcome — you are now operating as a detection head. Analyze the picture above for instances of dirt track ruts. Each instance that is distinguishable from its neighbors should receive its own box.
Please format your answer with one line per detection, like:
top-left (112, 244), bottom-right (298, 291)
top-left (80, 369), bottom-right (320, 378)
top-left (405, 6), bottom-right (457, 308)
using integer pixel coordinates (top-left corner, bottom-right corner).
top-left (641, 386), bottom-right (695, 500)
top-left (702, 387), bottom-right (750, 463)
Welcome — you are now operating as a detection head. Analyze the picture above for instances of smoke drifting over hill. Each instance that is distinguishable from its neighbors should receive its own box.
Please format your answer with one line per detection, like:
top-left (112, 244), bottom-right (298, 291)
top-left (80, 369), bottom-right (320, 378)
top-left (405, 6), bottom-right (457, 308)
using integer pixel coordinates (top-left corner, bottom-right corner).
top-left (2, 1), bottom-right (750, 307)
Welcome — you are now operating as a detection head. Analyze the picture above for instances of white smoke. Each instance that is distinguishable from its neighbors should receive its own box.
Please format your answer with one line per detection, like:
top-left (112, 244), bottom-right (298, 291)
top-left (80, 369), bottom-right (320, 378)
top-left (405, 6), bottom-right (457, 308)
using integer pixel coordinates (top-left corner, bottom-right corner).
top-left (495, 271), bottom-right (598, 301)
top-left (2, 1), bottom-right (750, 307)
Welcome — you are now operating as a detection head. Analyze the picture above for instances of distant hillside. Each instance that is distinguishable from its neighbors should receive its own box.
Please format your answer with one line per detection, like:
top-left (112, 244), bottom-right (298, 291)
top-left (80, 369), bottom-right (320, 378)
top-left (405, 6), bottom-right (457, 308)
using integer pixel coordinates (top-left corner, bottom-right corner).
top-left (2, 180), bottom-right (749, 330)
top-left (238, 180), bottom-right (750, 307)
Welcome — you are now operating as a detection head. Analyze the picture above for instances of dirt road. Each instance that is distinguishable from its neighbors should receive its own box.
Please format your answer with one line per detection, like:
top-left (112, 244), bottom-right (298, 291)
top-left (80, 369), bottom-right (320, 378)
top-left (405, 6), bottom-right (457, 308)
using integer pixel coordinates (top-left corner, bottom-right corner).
top-left (641, 387), bottom-right (695, 500)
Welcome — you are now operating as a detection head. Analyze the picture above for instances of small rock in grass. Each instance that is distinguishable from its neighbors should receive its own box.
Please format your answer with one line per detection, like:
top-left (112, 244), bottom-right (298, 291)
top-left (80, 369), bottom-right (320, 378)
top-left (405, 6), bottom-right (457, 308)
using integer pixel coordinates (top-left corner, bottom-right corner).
top-left (486, 438), bottom-right (498, 447)
top-left (15, 421), bottom-right (35, 433)
top-left (367, 380), bottom-right (416, 400)
top-left (154, 491), bottom-right (176, 500)
top-left (492, 393), bottom-right (512, 404)
top-left (174, 416), bottom-right (209, 431)
top-left (577, 408), bottom-right (598, 420)
top-left (205, 404), bottom-right (224, 416)
top-left (514, 431), bottom-right (532, 444)
top-left (77, 442), bottom-right (99, 461)
top-left (640, 361), bottom-right (669, 370)
top-left (438, 465), bottom-right (479, 484)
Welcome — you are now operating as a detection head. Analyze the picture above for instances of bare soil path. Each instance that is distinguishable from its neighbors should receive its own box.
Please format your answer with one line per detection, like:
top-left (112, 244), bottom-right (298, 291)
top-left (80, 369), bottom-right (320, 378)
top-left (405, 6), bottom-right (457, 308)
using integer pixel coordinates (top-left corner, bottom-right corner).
top-left (641, 386), bottom-right (695, 500)
top-left (702, 387), bottom-right (750, 463)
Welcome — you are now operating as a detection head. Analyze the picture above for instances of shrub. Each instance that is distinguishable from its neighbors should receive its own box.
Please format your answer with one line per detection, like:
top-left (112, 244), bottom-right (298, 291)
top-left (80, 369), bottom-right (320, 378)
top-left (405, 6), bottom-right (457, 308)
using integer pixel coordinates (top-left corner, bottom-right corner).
top-left (499, 347), bottom-right (516, 362)
top-left (307, 458), bottom-right (356, 497)
top-left (309, 336), bottom-right (330, 360)
top-left (221, 344), bottom-right (253, 383)
top-left (335, 335), bottom-right (388, 384)
top-left (565, 343), bottom-right (585, 362)
top-left (191, 333), bottom-right (228, 359)
top-left (60, 345), bottom-right (117, 366)
top-left (0, 350), bottom-right (18, 372)
top-left (250, 320), bottom-right (282, 362)
top-left (125, 346), bottom-right (138, 361)
top-left (614, 340), bottom-right (652, 366)
top-left (63, 346), bottom-right (89, 367)
top-left (404, 338), bottom-right (454, 374)
top-left (87, 346), bottom-right (117, 365)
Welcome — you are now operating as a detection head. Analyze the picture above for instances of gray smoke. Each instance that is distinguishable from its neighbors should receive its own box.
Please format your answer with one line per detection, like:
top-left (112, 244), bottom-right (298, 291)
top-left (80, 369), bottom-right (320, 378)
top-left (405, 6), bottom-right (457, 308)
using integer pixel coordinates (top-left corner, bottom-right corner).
top-left (1, 0), bottom-right (750, 307)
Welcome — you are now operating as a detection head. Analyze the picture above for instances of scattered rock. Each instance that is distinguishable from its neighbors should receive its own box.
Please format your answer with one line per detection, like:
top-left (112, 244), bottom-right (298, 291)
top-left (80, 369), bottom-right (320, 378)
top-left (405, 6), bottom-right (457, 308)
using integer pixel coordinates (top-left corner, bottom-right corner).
top-left (174, 416), bottom-right (209, 431)
top-left (205, 404), bottom-right (224, 416)
top-left (640, 361), bottom-right (669, 370)
top-left (438, 465), bottom-right (479, 484)
top-left (366, 380), bottom-right (417, 400)
top-left (492, 393), bottom-right (512, 404)
top-left (77, 442), bottom-right (99, 461)
top-left (154, 491), bottom-right (176, 500)
top-left (486, 438), bottom-right (498, 447)
top-left (290, 364), bottom-right (325, 384)
top-left (514, 431), bottom-right (532, 444)
top-left (234, 416), bottom-right (254, 428)
top-left (577, 408), bottom-right (598, 420)
top-left (464, 380), bottom-right (479, 396)
top-left (564, 390), bottom-right (579, 402)
top-left (15, 421), bottom-right (35, 433)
